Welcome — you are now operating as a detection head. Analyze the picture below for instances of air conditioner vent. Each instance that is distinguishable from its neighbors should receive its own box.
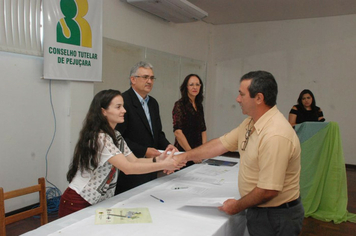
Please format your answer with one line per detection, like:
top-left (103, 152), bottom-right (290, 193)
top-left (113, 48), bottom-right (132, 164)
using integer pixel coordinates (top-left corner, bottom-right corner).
top-left (123, 0), bottom-right (208, 23)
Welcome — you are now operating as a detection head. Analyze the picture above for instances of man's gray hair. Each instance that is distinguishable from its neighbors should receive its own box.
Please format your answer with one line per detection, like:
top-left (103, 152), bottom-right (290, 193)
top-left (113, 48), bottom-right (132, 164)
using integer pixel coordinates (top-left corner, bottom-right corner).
top-left (130, 61), bottom-right (153, 77)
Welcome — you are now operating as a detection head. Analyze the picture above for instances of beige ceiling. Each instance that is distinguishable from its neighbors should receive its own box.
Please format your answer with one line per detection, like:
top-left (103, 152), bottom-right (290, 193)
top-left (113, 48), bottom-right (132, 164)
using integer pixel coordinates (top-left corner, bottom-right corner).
top-left (188, 0), bottom-right (356, 25)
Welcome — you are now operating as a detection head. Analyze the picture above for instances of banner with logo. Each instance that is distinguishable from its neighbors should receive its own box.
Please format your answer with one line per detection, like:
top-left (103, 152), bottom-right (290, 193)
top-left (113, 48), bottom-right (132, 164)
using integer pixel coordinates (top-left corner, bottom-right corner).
top-left (43, 0), bottom-right (102, 82)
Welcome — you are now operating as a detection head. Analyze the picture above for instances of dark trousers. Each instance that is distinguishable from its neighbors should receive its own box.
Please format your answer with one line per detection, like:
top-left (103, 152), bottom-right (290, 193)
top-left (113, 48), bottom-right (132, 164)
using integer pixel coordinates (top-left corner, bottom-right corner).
top-left (58, 188), bottom-right (91, 218)
top-left (246, 200), bottom-right (304, 236)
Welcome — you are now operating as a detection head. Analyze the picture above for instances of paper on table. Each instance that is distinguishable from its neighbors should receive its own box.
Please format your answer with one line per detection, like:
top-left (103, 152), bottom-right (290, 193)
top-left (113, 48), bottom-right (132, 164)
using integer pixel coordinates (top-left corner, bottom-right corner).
top-left (179, 175), bottom-right (225, 185)
top-left (170, 184), bottom-right (209, 195)
top-left (158, 150), bottom-right (184, 155)
top-left (185, 197), bottom-right (233, 207)
top-left (194, 165), bottom-right (230, 176)
top-left (95, 208), bottom-right (152, 224)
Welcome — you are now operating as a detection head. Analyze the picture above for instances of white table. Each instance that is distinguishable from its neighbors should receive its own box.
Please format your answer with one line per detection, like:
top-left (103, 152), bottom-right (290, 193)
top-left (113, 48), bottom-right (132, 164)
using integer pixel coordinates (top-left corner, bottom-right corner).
top-left (23, 156), bottom-right (249, 236)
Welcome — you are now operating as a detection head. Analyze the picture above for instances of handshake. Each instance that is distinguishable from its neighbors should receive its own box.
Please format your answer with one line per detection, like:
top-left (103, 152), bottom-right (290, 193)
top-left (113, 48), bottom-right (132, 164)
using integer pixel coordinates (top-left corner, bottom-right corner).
top-left (155, 145), bottom-right (189, 174)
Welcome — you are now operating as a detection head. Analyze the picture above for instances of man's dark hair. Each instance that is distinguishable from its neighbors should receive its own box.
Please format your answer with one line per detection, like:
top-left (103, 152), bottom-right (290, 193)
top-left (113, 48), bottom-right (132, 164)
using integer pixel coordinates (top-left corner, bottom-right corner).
top-left (240, 71), bottom-right (278, 107)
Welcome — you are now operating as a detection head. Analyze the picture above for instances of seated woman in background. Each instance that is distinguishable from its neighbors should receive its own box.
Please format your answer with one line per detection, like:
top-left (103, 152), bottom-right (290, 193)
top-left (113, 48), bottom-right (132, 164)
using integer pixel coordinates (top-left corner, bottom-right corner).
top-left (59, 89), bottom-right (184, 217)
top-left (172, 74), bottom-right (207, 168)
top-left (289, 89), bottom-right (325, 127)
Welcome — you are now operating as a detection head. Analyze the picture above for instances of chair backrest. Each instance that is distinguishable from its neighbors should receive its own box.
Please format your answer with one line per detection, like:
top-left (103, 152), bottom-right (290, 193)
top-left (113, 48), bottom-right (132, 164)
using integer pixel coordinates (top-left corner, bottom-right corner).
top-left (0, 177), bottom-right (48, 235)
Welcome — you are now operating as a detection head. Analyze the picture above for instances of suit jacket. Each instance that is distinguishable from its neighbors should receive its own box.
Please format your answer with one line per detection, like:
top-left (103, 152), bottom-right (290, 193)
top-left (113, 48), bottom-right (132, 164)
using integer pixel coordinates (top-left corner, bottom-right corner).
top-left (115, 87), bottom-right (170, 194)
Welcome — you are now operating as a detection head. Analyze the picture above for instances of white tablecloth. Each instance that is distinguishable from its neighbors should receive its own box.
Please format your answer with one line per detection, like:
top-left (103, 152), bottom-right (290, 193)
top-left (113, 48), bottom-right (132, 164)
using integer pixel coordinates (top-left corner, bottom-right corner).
top-left (23, 156), bottom-right (249, 236)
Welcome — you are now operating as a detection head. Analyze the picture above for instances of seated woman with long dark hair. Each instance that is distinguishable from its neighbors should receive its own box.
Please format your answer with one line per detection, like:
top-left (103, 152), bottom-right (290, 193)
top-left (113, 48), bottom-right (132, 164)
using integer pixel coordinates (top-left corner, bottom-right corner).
top-left (288, 89), bottom-right (325, 127)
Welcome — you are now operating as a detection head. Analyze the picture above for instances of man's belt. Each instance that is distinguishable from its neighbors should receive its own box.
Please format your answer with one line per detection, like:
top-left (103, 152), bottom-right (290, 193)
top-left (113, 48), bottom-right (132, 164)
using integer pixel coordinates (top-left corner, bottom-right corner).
top-left (251, 197), bottom-right (301, 209)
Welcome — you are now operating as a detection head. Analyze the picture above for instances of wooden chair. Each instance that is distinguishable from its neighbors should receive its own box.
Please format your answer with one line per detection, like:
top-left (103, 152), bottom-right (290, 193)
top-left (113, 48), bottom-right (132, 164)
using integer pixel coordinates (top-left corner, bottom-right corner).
top-left (0, 177), bottom-right (48, 235)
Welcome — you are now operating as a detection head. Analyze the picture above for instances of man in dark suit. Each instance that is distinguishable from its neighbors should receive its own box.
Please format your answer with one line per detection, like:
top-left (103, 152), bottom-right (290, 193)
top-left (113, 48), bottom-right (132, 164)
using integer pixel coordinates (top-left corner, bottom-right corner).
top-left (115, 61), bottom-right (175, 195)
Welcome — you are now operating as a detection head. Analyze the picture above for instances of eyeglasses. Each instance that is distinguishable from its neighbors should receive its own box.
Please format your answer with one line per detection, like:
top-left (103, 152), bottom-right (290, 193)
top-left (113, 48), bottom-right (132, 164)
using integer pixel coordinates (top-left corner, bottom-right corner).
top-left (134, 75), bottom-right (156, 81)
top-left (241, 119), bottom-right (254, 151)
top-left (188, 83), bottom-right (201, 87)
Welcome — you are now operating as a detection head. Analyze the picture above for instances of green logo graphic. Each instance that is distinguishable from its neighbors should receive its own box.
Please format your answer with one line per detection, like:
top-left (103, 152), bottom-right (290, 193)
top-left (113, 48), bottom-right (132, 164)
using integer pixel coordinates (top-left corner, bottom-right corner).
top-left (57, 0), bottom-right (92, 48)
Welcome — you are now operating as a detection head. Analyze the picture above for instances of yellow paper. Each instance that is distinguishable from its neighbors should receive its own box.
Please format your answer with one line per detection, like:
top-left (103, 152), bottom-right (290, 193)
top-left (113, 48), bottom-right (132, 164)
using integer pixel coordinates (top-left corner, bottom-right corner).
top-left (95, 208), bottom-right (152, 224)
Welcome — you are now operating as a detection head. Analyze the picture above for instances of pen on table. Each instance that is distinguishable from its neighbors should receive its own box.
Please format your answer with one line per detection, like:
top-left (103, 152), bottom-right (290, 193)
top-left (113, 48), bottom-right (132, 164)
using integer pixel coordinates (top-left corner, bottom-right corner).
top-left (108, 214), bottom-right (125, 217)
top-left (174, 186), bottom-right (188, 190)
top-left (150, 194), bottom-right (164, 203)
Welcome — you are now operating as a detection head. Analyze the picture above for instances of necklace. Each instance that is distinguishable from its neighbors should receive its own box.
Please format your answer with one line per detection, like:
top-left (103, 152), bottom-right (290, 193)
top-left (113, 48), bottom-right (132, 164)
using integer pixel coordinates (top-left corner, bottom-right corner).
top-left (241, 119), bottom-right (254, 151)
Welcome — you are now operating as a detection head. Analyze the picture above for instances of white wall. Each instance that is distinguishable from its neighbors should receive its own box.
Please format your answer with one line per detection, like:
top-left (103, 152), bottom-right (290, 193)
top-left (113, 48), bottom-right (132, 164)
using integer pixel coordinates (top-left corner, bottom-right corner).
top-left (1, 0), bottom-right (355, 213)
top-left (102, 0), bottom-right (211, 60)
top-left (208, 14), bottom-right (356, 165)
top-left (0, 52), bottom-right (93, 211)
top-left (0, 0), bottom-right (211, 213)
top-left (94, 38), bottom-right (207, 144)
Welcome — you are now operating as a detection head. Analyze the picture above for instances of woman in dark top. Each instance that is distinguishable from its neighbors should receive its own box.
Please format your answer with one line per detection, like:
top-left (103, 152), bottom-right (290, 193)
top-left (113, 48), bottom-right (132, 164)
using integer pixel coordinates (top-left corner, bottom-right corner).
top-left (172, 74), bottom-right (207, 167)
top-left (289, 89), bottom-right (325, 127)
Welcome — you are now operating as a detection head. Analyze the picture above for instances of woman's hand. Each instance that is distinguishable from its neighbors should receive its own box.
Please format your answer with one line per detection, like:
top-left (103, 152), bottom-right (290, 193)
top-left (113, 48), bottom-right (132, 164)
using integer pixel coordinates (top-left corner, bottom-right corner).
top-left (156, 145), bottom-right (179, 162)
top-left (166, 144), bottom-right (178, 152)
top-left (159, 150), bottom-right (185, 170)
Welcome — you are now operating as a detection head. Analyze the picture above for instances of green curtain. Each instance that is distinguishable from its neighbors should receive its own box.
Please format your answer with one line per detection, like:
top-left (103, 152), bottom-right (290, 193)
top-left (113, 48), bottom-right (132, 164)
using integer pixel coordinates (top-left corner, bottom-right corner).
top-left (297, 122), bottom-right (356, 223)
